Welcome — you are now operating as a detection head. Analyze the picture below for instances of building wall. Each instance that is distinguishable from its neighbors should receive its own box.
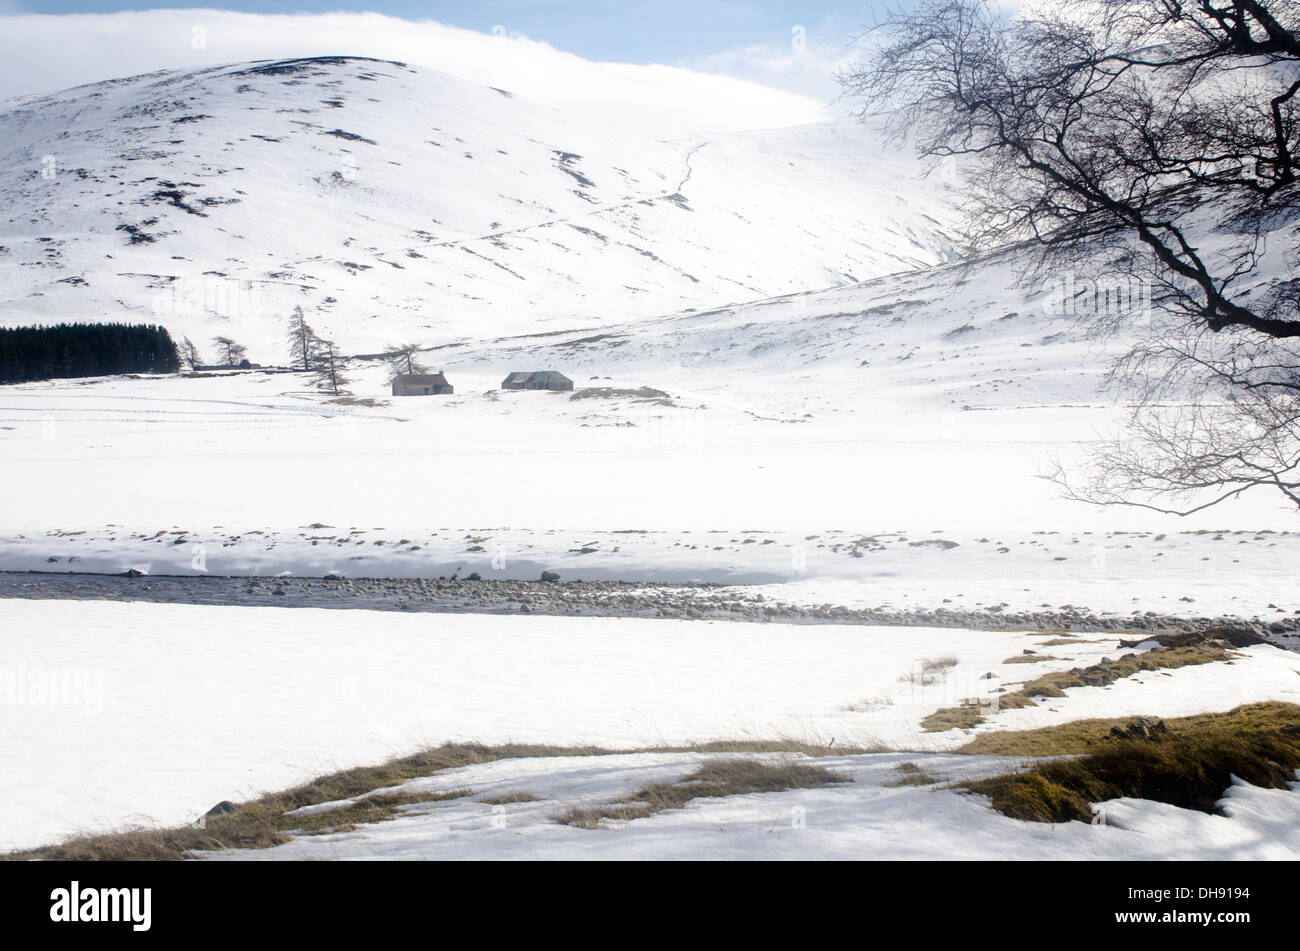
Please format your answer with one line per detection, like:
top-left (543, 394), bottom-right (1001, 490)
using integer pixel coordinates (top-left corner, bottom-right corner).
top-left (392, 382), bottom-right (453, 395)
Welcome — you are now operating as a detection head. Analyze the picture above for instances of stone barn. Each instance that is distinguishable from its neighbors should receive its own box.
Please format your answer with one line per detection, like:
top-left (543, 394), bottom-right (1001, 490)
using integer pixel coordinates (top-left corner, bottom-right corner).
top-left (500, 370), bottom-right (573, 391)
top-left (392, 372), bottom-right (454, 396)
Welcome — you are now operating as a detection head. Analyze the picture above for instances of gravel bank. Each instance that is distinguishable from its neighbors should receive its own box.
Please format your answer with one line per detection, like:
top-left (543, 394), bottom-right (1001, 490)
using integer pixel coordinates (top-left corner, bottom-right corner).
top-left (4, 571), bottom-right (1298, 643)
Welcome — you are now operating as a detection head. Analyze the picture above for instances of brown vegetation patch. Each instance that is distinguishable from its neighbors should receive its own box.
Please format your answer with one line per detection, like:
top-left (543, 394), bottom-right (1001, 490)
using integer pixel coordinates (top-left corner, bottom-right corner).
top-left (920, 635), bottom-right (1240, 733)
top-left (13, 739), bottom-right (879, 860)
top-left (554, 758), bottom-right (851, 829)
top-left (962, 703), bottom-right (1300, 822)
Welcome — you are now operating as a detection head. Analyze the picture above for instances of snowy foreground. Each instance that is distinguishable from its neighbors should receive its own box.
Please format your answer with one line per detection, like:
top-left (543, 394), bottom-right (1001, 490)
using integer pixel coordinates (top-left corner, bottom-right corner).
top-left (3, 597), bottom-right (1298, 858)
top-left (206, 752), bottom-right (1300, 862)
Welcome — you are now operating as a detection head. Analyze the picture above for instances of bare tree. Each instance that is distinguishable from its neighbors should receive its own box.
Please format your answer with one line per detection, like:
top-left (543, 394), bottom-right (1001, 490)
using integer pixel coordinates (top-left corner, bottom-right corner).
top-left (381, 342), bottom-right (429, 382)
top-left (180, 335), bottom-right (202, 371)
top-left (840, 0), bottom-right (1300, 512)
top-left (310, 338), bottom-right (350, 396)
top-left (212, 335), bottom-right (248, 368)
top-left (286, 306), bottom-right (321, 372)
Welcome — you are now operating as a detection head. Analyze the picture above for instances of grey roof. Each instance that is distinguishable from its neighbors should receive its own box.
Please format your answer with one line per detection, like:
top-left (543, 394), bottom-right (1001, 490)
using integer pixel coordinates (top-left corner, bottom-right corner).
top-left (395, 372), bottom-right (450, 386)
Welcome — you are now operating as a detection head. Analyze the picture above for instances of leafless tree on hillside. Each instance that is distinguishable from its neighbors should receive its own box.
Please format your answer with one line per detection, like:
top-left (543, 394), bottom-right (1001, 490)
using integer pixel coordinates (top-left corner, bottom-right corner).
top-left (311, 338), bottom-right (350, 396)
top-left (179, 336), bottom-right (202, 371)
top-left (839, 0), bottom-right (1300, 512)
top-left (212, 335), bottom-right (248, 368)
top-left (286, 305), bottom-right (321, 372)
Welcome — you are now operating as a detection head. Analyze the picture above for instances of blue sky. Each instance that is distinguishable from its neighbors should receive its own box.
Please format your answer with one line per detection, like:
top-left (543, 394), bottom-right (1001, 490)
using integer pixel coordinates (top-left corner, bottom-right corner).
top-left (11, 2), bottom-right (877, 67)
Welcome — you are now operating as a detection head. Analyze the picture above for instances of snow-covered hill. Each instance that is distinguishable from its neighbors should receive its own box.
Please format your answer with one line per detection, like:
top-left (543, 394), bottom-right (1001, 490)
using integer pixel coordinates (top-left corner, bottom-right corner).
top-left (0, 56), bottom-right (961, 359)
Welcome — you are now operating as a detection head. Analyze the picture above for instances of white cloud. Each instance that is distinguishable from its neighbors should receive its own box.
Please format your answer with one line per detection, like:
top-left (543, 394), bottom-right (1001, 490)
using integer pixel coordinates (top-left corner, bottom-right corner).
top-left (0, 9), bottom-right (829, 134)
top-left (679, 38), bottom-right (865, 112)
top-left (671, 15), bottom-right (895, 118)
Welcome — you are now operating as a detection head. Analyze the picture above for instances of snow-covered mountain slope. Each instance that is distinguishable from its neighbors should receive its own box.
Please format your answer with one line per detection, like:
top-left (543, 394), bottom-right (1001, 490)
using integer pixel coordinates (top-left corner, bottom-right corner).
top-left (0, 56), bottom-right (961, 358)
top-left (0, 213), bottom-right (1290, 563)
top-left (443, 248), bottom-right (1116, 418)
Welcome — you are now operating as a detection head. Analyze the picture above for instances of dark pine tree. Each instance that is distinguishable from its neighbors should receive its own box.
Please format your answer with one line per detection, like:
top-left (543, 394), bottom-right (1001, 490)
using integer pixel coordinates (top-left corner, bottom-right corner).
top-left (0, 323), bottom-right (181, 383)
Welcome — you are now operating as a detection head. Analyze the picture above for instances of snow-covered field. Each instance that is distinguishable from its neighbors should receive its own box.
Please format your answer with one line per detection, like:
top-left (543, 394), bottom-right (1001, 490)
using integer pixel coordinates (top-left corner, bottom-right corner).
top-left (206, 753), bottom-right (1300, 861)
top-left (0, 296), bottom-right (1293, 620)
top-left (3, 597), bottom-right (1298, 856)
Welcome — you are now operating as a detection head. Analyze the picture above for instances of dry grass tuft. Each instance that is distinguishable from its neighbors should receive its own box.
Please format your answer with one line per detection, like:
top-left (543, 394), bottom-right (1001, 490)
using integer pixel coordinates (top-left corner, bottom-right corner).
top-left (479, 791), bottom-right (543, 805)
top-left (10, 741), bottom-right (612, 861)
top-left (963, 702), bottom-right (1300, 822)
top-left (327, 396), bottom-right (386, 407)
top-left (959, 701), bottom-right (1300, 756)
top-left (554, 758), bottom-right (851, 829)
top-left (920, 637), bottom-right (1239, 733)
top-left (883, 770), bottom-right (943, 788)
top-left (289, 789), bottom-right (472, 835)
top-left (12, 738), bottom-right (880, 860)
top-left (901, 654), bottom-right (962, 686)
top-left (917, 705), bottom-right (989, 732)
top-left (1002, 654), bottom-right (1065, 664)
top-left (884, 760), bottom-right (942, 786)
